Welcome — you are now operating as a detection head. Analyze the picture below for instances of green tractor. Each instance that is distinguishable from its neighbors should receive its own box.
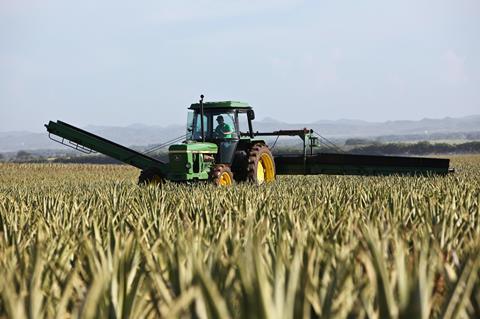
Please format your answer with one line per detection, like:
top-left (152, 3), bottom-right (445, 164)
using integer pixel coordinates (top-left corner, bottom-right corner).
top-left (139, 96), bottom-right (275, 185)
top-left (45, 95), bottom-right (452, 185)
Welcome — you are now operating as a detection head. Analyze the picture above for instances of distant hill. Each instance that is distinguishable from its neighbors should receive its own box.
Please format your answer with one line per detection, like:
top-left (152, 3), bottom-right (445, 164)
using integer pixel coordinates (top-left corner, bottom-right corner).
top-left (0, 124), bottom-right (186, 153)
top-left (1, 115), bottom-right (479, 153)
top-left (309, 115), bottom-right (480, 136)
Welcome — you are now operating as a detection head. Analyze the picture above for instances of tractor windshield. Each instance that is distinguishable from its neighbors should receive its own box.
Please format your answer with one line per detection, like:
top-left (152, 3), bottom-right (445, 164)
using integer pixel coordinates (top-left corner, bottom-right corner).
top-left (212, 113), bottom-right (236, 139)
top-left (189, 111), bottom-right (239, 141)
top-left (186, 111), bottom-right (195, 138)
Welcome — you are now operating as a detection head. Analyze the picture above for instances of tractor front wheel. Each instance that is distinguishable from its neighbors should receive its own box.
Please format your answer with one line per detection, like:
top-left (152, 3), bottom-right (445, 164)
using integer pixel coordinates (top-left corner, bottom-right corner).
top-left (138, 167), bottom-right (164, 185)
top-left (247, 143), bottom-right (276, 185)
top-left (210, 164), bottom-right (234, 186)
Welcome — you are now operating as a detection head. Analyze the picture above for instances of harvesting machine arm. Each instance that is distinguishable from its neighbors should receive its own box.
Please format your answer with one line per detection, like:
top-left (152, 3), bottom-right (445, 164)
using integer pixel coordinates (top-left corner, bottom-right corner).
top-left (250, 128), bottom-right (452, 176)
top-left (45, 120), bottom-right (168, 173)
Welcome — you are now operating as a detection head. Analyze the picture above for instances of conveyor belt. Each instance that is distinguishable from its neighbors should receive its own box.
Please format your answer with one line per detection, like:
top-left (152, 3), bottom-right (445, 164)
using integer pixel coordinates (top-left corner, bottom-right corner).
top-left (45, 120), bottom-right (167, 172)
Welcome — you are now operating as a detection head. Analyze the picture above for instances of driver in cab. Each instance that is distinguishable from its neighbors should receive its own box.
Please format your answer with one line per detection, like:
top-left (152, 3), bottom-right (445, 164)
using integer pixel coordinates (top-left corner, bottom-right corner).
top-left (214, 115), bottom-right (233, 138)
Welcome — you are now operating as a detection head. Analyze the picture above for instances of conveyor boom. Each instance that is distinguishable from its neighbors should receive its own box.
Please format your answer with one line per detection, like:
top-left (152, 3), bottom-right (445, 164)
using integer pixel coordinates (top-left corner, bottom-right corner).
top-left (45, 120), bottom-right (167, 173)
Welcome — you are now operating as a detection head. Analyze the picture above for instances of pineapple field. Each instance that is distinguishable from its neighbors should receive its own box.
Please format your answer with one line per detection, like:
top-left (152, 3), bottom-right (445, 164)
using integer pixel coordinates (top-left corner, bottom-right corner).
top-left (0, 155), bottom-right (479, 318)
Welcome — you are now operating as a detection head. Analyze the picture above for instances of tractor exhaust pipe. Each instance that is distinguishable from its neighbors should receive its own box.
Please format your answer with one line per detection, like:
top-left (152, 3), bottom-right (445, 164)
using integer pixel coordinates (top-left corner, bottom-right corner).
top-left (199, 94), bottom-right (205, 142)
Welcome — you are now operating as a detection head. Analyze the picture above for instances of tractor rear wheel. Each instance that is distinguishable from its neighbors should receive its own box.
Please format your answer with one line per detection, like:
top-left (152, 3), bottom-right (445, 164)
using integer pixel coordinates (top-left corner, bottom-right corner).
top-left (138, 167), bottom-right (164, 185)
top-left (247, 143), bottom-right (276, 185)
top-left (210, 164), bottom-right (234, 186)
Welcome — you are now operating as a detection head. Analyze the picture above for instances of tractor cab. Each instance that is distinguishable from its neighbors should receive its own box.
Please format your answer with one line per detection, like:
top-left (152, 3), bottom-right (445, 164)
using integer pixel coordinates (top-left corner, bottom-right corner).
top-left (187, 101), bottom-right (255, 164)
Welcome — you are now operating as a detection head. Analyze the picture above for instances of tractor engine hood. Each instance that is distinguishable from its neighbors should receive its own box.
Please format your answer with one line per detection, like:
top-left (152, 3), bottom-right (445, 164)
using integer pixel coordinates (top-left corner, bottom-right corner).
top-left (168, 142), bottom-right (218, 154)
top-left (167, 142), bottom-right (218, 181)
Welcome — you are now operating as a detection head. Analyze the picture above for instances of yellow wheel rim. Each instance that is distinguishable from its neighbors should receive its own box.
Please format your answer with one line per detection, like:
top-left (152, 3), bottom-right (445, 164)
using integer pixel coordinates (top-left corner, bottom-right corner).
top-left (219, 171), bottom-right (232, 186)
top-left (257, 153), bottom-right (275, 184)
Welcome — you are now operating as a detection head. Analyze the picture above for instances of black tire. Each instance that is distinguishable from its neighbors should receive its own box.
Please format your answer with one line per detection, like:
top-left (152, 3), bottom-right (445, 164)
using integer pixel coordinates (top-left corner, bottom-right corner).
top-left (138, 167), bottom-right (164, 185)
top-left (247, 143), bottom-right (276, 185)
top-left (210, 164), bottom-right (234, 186)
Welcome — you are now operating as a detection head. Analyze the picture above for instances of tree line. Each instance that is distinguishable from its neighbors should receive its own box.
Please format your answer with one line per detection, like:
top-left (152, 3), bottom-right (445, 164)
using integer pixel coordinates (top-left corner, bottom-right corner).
top-left (2, 141), bottom-right (480, 164)
top-left (349, 141), bottom-right (480, 155)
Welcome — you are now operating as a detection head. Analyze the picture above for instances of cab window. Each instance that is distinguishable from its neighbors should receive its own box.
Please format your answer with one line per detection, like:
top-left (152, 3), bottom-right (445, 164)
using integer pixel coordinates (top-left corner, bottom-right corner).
top-left (190, 113), bottom-right (208, 140)
top-left (237, 112), bottom-right (250, 135)
top-left (212, 113), bottom-right (237, 139)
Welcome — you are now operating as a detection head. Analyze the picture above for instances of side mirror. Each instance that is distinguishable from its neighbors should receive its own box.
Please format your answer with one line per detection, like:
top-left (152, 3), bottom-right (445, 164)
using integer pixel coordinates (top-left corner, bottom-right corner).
top-left (247, 110), bottom-right (255, 121)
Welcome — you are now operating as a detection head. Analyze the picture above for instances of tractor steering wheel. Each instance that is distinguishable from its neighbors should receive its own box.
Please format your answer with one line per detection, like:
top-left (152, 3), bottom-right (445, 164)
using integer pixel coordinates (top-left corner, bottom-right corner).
top-left (213, 131), bottom-right (224, 139)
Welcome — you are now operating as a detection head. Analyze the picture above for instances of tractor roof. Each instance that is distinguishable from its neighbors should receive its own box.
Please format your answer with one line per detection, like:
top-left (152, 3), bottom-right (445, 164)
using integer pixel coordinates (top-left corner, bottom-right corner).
top-left (189, 101), bottom-right (251, 110)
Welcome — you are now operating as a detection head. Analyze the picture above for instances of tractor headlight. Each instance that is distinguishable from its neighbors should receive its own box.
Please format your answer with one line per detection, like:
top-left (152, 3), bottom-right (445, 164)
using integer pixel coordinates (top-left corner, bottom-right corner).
top-left (185, 163), bottom-right (191, 169)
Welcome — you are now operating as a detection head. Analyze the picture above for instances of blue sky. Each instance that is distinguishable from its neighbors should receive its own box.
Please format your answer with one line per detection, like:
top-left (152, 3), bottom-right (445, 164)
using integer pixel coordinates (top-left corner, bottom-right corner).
top-left (1, 0), bottom-right (479, 132)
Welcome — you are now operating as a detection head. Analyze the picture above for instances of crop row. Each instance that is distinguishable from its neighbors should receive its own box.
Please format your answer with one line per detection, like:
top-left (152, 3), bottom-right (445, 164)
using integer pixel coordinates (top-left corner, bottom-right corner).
top-left (0, 156), bottom-right (479, 318)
